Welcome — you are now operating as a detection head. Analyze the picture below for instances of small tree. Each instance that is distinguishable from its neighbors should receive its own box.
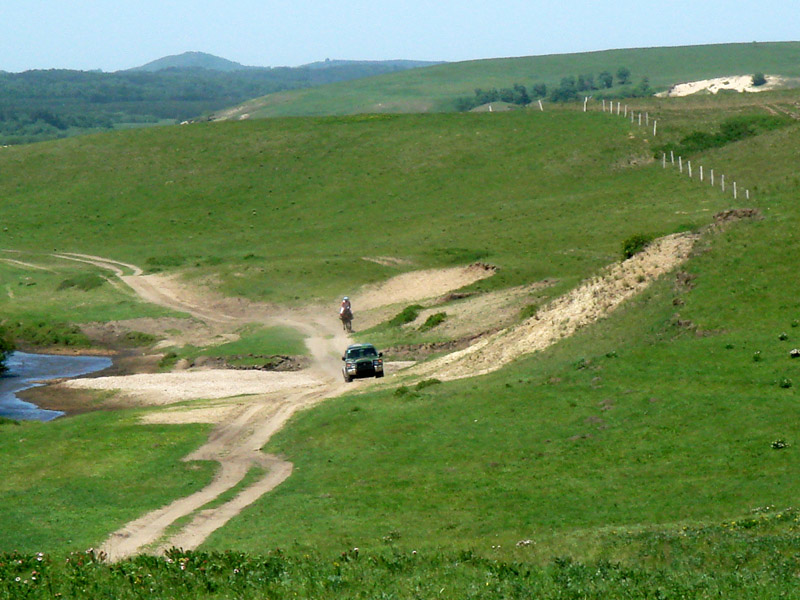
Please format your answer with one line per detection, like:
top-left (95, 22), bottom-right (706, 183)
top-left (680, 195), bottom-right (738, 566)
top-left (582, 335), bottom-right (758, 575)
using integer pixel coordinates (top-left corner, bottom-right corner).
top-left (0, 326), bottom-right (14, 374)
top-left (530, 82), bottom-right (547, 98)
top-left (512, 83), bottom-right (530, 105)
top-left (752, 72), bottom-right (767, 87)
top-left (550, 76), bottom-right (578, 102)
top-left (499, 88), bottom-right (515, 103)
top-left (616, 66), bottom-right (631, 85)
top-left (632, 76), bottom-right (652, 97)
top-left (598, 71), bottom-right (613, 89)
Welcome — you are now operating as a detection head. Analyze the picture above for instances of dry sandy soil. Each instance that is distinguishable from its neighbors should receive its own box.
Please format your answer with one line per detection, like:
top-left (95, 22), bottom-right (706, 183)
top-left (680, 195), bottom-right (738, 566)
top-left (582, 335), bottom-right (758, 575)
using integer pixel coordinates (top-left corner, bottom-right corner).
top-left (32, 236), bottom-right (699, 559)
top-left (655, 74), bottom-right (787, 97)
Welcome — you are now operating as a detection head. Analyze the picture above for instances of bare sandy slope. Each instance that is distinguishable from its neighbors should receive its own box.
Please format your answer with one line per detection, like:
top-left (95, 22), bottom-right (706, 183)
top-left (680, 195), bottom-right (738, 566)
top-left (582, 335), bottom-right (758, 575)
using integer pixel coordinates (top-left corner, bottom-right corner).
top-left (655, 75), bottom-right (787, 97)
top-left (354, 263), bottom-right (496, 311)
top-left (409, 233), bottom-right (698, 381)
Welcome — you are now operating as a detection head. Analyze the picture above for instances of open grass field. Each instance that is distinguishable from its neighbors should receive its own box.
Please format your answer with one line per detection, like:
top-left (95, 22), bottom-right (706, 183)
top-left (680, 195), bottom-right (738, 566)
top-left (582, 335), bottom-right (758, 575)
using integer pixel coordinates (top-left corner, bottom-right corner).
top-left (0, 109), bottom-right (726, 313)
top-left (0, 410), bottom-right (213, 553)
top-left (2, 71), bottom-right (800, 596)
top-left (222, 41), bottom-right (800, 118)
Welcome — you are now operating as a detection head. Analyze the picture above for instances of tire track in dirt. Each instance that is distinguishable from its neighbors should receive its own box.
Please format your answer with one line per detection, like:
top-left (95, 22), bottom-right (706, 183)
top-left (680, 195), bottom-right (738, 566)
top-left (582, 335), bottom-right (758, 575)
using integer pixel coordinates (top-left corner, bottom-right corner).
top-left (53, 252), bottom-right (349, 561)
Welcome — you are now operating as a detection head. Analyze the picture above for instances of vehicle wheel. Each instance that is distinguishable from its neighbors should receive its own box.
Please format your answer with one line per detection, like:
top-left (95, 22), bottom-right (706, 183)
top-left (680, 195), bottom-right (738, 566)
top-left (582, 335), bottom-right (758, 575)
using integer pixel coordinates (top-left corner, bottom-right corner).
top-left (375, 372), bottom-right (384, 378)
top-left (343, 373), bottom-right (352, 383)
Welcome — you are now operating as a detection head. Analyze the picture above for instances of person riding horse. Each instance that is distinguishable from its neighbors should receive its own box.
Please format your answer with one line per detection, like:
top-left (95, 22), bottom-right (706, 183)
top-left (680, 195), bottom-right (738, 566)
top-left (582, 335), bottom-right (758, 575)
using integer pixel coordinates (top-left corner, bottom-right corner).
top-left (340, 296), bottom-right (353, 331)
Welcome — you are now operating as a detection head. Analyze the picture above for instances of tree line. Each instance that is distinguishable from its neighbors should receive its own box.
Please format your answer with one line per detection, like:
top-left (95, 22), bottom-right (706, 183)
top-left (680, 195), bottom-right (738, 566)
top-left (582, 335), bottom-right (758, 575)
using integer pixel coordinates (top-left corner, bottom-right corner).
top-left (0, 63), bottom-right (421, 145)
top-left (454, 67), bottom-right (652, 111)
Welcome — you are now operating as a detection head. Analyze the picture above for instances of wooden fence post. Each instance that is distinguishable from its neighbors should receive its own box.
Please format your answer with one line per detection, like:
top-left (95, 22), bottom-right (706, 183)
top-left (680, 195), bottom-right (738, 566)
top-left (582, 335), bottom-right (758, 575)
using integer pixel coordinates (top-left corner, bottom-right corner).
top-left (700, 165), bottom-right (704, 182)
top-left (679, 156), bottom-right (683, 173)
top-left (721, 174), bottom-right (725, 192)
top-left (688, 161), bottom-right (692, 178)
top-left (711, 169), bottom-right (714, 186)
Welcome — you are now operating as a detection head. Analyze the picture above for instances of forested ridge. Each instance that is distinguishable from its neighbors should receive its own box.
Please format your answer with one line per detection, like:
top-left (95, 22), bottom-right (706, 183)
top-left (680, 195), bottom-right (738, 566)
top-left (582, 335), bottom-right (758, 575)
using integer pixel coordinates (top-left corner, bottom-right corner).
top-left (0, 61), bottom-right (432, 144)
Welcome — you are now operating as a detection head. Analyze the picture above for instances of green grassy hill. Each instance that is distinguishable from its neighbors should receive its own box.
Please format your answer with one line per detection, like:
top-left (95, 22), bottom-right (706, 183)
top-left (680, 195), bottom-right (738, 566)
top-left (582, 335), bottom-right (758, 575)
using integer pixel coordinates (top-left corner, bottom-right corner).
top-left (2, 87), bottom-right (800, 597)
top-left (0, 109), bottom-right (723, 307)
top-left (220, 41), bottom-right (800, 118)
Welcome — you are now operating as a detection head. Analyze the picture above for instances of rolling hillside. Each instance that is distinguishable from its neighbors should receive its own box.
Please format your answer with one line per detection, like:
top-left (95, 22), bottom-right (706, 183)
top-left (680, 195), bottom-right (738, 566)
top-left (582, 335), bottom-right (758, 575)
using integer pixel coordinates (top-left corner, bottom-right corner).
top-left (2, 78), bottom-right (800, 597)
top-left (215, 41), bottom-right (800, 119)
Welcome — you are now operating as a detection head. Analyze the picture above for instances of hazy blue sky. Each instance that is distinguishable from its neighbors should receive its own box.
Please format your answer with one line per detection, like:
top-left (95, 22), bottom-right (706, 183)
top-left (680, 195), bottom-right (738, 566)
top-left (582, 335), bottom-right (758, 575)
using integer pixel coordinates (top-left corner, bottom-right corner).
top-left (1, 0), bottom-right (797, 72)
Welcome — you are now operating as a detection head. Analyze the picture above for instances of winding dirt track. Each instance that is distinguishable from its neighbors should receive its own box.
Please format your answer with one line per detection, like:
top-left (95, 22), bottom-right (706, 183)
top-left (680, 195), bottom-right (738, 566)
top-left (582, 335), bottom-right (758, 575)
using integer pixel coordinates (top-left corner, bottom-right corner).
top-left (49, 236), bottom-right (697, 559)
top-left (54, 253), bottom-right (350, 560)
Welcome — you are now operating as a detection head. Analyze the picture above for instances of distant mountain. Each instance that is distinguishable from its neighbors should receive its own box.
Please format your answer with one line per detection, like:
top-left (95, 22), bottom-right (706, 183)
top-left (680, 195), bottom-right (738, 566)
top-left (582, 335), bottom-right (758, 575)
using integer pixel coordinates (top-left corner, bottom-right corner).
top-left (130, 51), bottom-right (247, 72)
top-left (301, 58), bottom-right (443, 70)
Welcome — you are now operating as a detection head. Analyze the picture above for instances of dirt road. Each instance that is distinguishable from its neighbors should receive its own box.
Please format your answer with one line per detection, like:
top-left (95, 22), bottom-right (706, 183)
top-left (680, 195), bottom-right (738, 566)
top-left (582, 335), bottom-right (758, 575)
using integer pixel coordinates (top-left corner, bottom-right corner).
top-left (49, 236), bottom-right (696, 559)
top-left (51, 255), bottom-right (496, 560)
top-left (52, 254), bottom-right (350, 560)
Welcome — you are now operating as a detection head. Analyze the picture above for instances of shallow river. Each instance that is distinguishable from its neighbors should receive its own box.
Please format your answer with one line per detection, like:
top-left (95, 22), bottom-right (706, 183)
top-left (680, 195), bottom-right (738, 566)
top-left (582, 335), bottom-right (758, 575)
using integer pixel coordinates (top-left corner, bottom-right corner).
top-left (0, 351), bottom-right (112, 421)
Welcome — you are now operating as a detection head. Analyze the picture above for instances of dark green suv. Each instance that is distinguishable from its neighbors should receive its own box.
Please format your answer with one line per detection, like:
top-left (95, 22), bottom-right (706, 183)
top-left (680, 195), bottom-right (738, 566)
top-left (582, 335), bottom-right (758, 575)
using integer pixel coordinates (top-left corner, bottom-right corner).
top-left (342, 343), bottom-right (384, 382)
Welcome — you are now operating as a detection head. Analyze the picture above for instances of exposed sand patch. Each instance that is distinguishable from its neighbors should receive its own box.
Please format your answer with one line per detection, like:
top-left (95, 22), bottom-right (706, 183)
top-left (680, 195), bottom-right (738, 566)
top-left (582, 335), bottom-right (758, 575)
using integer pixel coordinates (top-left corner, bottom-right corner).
top-left (405, 280), bottom-right (556, 340)
top-left (354, 263), bottom-right (496, 311)
top-left (61, 370), bottom-right (324, 405)
top-left (410, 233), bottom-right (698, 381)
top-left (656, 75), bottom-right (786, 97)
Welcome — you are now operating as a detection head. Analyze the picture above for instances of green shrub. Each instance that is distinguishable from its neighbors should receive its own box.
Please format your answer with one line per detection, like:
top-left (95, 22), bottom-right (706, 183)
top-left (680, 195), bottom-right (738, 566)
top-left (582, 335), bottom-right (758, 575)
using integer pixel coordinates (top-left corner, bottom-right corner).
top-left (56, 272), bottom-right (105, 291)
top-left (622, 234), bottom-right (652, 259)
top-left (0, 326), bottom-right (13, 373)
top-left (394, 385), bottom-right (420, 399)
top-left (420, 312), bottom-right (447, 331)
top-left (415, 378), bottom-right (442, 391)
top-left (655, 114), bottom-right (790, 157)
top-left (388, 304), bottom-right (424, 327)
top-left (752, 72), bottom-right (767, 87)
top-left (146, 255), bottom-right (185, 270)
top-left (121, 331), bottom-right (158, 346)
top-left (1, 320), bottom-right (89, 348)
top-left (520, 303), bottom-right (539, 321)
top-left (159, 351), bottom-right (178, 370)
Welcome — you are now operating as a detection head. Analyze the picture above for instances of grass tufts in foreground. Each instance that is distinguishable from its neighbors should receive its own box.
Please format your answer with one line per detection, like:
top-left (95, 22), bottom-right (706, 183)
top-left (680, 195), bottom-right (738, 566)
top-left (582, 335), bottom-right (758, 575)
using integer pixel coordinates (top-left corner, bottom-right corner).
top-left (6, 514), bottom-right (800, 600)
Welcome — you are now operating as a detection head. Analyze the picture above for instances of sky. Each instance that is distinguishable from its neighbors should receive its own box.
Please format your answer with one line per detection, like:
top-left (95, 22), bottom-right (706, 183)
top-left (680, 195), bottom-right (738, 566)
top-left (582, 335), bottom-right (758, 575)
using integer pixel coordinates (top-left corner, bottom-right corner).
top-left (1, 0), bottom-right (798, 72)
